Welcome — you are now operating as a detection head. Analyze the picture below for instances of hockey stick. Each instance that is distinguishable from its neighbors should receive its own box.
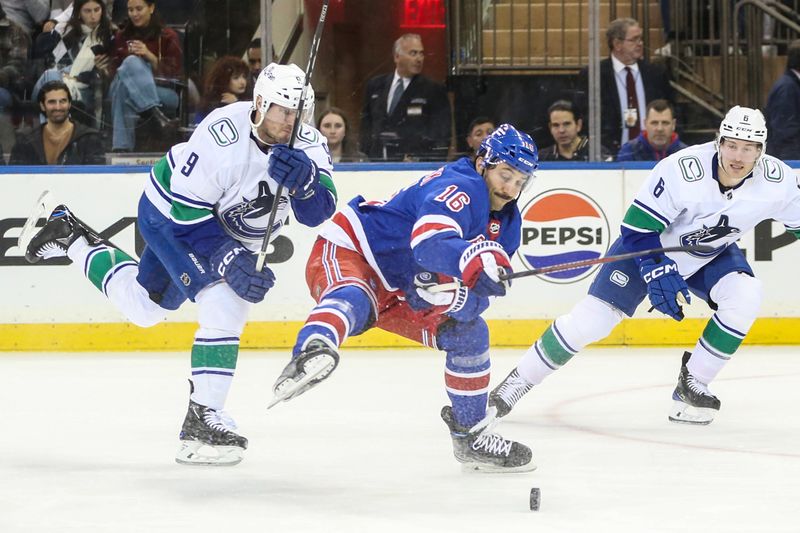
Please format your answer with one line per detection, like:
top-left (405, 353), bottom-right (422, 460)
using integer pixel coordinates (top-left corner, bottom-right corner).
top-left (428, 245), bottom-right (716, 293)
top-left (256, 0), bottom-right (330, 272)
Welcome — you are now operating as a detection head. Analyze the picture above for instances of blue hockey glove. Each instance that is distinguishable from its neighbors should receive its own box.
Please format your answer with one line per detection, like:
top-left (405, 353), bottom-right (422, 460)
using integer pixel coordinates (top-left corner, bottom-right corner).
top-left (639, 256), bottom-right (690, 321)
top-left (410, 272), bottom-right (490, 322)
top-left (268, 144), bottom-right (318, 199)
top-left (210, 241), bottom-right (275, 303)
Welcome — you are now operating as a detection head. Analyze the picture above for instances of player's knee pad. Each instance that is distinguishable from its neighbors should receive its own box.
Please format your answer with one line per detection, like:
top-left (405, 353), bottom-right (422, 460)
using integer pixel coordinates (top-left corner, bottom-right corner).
top-left (324, 285), bottom-right (375, 335)
top-left (438, 318), bottom-right (490, 361)
top-left (107, 267), bottom-right (169, 328)
top-left (196, 282), bottom-right (249, 335)
top-left (710, 272), bottom-right (763, 327)
top-left (554, 295), bottom-right (624, 351)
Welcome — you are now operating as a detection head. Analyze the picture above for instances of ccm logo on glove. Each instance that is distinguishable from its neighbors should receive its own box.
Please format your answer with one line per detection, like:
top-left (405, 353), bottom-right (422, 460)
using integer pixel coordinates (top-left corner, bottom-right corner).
top-left (641, 261), bottom-right (679, 283)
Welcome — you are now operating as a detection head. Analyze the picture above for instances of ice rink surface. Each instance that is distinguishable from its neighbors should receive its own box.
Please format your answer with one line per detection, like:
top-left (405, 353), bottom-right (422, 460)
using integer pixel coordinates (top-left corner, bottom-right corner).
top-left (1, 345), bottom-right (799, 533)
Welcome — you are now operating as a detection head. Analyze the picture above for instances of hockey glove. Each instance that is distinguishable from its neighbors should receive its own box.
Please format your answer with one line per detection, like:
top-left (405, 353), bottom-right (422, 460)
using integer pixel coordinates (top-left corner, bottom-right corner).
top-left (211, 241), bottom-right (275, 303)
top-left (459, 241), bottom-right (513, 298)
top-left (268, 145), bottom-right (318, 199)
top-left (640, 256), bottom-right (690, 321)
top-left (411, 272), bottom-right (490, 322)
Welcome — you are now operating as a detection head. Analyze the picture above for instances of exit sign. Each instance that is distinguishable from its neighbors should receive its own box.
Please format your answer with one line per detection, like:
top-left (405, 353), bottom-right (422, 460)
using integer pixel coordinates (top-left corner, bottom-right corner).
top-left (400, 0), bottom-right (445, 28)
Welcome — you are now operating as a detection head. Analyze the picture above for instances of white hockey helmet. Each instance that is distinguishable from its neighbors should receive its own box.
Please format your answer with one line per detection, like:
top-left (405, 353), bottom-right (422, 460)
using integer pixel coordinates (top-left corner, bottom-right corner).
top-left (716, 105), bottom-right (768, 164)
top-left (250, 62), bottom-right (315, 142)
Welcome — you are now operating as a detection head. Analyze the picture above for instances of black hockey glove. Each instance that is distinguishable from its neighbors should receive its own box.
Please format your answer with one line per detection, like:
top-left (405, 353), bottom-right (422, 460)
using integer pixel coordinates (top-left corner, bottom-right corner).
top-left (268, 145), bottom-right (319, 199)
top-left (211, 241), bottom-right (275, 303)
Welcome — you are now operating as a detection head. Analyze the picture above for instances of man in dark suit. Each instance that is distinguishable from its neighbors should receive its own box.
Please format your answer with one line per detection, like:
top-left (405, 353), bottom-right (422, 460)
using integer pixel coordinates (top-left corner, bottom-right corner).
top-left (578, 18), bottom-right (674, 154)
top-left (359, 33), bottom-right (452, 161)
top-left (765, 39), bottom-right (800, 160)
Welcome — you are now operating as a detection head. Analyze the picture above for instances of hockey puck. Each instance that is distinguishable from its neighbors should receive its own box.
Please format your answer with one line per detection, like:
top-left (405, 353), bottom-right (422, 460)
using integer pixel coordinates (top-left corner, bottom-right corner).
top-left (529, 487), bottom-right (540, 511)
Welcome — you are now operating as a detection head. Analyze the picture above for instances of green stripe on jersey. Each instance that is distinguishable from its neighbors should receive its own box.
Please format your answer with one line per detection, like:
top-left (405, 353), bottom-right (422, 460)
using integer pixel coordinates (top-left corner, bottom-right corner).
top-left (86, 248), bottom-right (136, 291)
top-left (539, 325), bottom-right (574, 366)
top-left (622, 204), bottom-right (666, 233)
top-left (170, 201), bottom-right (213, 224)
top-left (319, 170), bottom-right (337, 202)
top-left (192, 343), bottom-right (239, 370)
top-left (701, 317), bottom-right (744, 355)
top-left (788, 228), bottom-right (800, 240)
top-left (152, 155), bottom-right (173, 190)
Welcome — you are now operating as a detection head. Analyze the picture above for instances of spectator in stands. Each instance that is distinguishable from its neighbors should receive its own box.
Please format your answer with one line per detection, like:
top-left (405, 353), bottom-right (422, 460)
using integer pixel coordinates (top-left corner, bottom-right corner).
top-left (247, 38), bottom-right (261, 82)
top-left (765, 39), bottom-right (800, 161)
top-left (359, 33), bottom-right (452, 161)
top-left (32, 0), bottom-right (114, 121)
top-left (9, 80), bottom-right (104, 164)
top-left (0, 3), bottom-right (31, 105)
top-left (617, 99), bottom-right (687, 162)
top-left (318, 106), bottom-right (368, 163)
top-left (109, 0), bottom-right (181, 151)
top-left (197, 55), bottom-right (248, 120)
top-left (463, 116), bottom-right (495, 158)
top-left (539, 100), bottom-right (612, 161)
top-left (0, 0), bottom-right (48, 36)
top-left (578, 17), bottom-right (674, 154)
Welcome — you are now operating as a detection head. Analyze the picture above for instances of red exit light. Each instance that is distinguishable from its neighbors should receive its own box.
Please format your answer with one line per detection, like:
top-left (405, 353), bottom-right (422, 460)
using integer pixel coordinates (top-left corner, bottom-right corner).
top-left (400, 0), bottom-right (445, 28)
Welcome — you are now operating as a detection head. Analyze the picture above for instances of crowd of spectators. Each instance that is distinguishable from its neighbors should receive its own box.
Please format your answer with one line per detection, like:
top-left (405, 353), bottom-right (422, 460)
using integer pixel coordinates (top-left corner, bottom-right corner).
top-left (1, 5), bottom-right (798, 166)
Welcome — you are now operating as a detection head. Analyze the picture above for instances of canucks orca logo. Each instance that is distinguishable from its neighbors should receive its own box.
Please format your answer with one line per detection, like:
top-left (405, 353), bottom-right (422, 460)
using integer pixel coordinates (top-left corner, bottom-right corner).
top-left (220, 181), bottom-right (287, 240)
top-left (680, 214), bottom-right (740, 257)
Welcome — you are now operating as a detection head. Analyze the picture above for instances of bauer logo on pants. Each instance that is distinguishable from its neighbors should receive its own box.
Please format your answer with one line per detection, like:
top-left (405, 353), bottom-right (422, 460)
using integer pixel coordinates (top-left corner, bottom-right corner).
top-left (517, 189), bottom-right (610, 284)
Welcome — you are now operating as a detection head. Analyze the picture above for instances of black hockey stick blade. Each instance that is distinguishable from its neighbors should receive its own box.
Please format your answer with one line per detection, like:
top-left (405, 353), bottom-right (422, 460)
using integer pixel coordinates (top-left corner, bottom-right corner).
top-left (499, 245), bottom-right (716, 281)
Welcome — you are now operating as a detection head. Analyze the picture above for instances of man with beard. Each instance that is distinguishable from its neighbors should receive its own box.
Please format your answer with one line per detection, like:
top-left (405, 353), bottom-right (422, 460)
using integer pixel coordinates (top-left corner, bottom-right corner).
top-left (617, 99), bottom-right (688, 161)
top-left (10, 80), bottom-right (104, 165)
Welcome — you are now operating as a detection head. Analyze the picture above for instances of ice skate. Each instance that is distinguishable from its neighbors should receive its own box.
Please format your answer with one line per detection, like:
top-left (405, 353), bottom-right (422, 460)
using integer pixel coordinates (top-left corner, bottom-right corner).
top-left (441, 405), bottom-right (536, 473)
top-left (668, 351), bottom-right (721, 425)
top-left (268, 340), bottom-right (340, 408)
top-left (175, 399), bottom-right (248, 466)
top-left (23, 204), bottom-right (104, 263)
top-left (488, 368), bottom-right (533, 418)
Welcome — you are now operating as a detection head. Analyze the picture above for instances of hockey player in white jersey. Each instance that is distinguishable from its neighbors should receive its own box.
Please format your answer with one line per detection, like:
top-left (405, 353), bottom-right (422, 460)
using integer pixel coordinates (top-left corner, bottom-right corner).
top-left (21, 63), bottom-right (337, 465)
top-left (489, 105), bottom-right (800, 425)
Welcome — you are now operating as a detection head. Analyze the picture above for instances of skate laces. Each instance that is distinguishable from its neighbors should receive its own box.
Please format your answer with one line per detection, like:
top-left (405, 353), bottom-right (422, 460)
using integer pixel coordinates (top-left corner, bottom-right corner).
top-left (496, 370), bottom-right (533, 406)
top-left (36, 240), bottom-right (68, 259)
top-left (471, 432), bottom-right (513, 457)
top-left (203, 410), bottom-right (239, 433)
top-left (686, 373), bottom-right (712, 397)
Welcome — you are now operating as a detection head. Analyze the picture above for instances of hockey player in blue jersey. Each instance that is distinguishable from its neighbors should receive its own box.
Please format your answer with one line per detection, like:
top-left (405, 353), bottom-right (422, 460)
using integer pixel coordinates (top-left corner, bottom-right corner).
top-left (20, 63), bottom-right (337, 466)
top-left (268, 124), bottom-right (539, 472)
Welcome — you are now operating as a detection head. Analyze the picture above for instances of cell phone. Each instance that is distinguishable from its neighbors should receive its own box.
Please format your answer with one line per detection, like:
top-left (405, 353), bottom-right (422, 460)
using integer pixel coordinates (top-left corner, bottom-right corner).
top-left (91, 44), bottom-right (106, 55)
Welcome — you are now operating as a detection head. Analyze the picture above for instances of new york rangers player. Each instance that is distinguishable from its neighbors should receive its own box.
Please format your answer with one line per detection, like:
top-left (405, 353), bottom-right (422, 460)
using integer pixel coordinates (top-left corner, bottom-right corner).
top-left (490, 106), bottom-right (800, 425)
top-left (22, 63), bottom-right (337, 465)
top-left (268, 124), bottom-right (539, 472)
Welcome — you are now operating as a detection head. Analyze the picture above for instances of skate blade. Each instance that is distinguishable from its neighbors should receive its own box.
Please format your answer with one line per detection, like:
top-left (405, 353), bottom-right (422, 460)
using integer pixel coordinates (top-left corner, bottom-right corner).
top-left (17, 190), bottom-right (54, 251)
top-left (267, 353), bottom-right (337, 409)
top-left (668, 401), bottom-right (716, 425)
top-left (175, 440), bottom-right (244, 466)
top-left (460, 461), bottom-right (538, 474)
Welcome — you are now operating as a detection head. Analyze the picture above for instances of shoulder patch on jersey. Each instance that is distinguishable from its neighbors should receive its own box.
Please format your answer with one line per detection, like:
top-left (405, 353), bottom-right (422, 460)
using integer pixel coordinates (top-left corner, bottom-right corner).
top-left (297, 125), bottom-right (319, 145)
top-left (677, 155), bottom-right (704, 182)
top-left (207, 117), bottom-right (239, 147)
top-left (762, 158), bottom-right (784, 182)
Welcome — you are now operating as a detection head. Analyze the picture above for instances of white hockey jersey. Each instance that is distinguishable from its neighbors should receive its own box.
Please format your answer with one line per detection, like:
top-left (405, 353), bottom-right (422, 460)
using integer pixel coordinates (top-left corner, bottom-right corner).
top-left (621, 141), bottom-right (800, 276)
top-left (143, 101), bottom-right (334, 251)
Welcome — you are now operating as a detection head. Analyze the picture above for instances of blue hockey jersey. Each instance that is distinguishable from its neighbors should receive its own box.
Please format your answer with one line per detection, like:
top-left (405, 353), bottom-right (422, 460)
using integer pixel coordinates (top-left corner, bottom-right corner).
top-left (318, 157), bottom-right (522, 294)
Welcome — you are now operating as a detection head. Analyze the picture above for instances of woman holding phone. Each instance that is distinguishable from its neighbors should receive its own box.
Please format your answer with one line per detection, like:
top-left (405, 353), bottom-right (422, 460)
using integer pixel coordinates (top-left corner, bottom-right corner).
top-left (108, 0), bottom-right (181, 151)
top-left (32, 0), bottom-right (114, 119)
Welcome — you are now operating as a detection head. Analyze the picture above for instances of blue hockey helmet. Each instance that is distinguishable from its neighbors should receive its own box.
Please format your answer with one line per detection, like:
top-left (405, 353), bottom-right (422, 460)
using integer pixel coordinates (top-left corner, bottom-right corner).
top-left (478, 124), bottom-right (539, 184)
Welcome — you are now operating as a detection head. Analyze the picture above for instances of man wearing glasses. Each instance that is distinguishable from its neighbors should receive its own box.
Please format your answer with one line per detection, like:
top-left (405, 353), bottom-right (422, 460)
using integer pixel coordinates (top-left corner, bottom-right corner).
top-left (578, 18), bottom-right (674, 154)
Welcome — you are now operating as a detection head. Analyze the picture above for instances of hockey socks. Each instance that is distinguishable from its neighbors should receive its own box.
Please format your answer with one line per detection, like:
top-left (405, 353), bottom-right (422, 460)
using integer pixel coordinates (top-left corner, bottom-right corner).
top-left (190, 334), bottom-right (239, 410)
top-left (67, 237), bottom-right (138, 296)
top-left (293, 286), bottom-right (373, 356)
